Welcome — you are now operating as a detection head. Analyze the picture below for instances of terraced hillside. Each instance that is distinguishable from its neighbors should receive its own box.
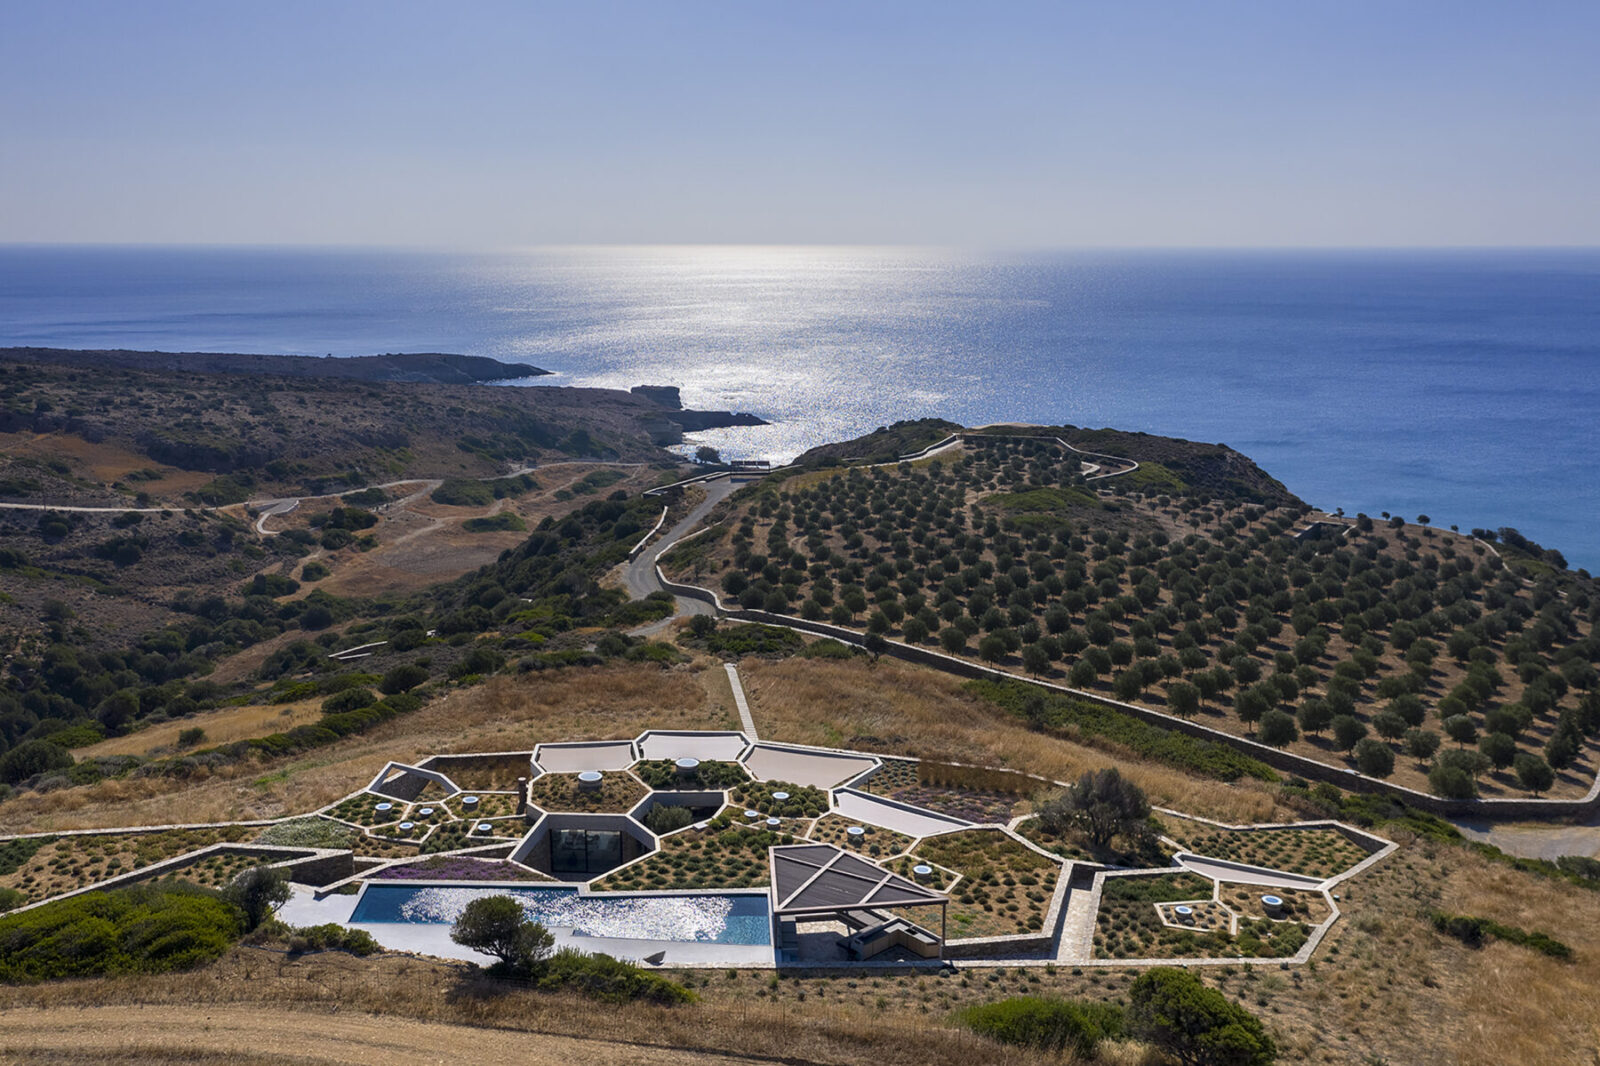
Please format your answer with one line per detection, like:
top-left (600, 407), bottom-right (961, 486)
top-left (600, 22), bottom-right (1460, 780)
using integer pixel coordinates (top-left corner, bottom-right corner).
top-left (666, 434), bottom-right (1600, 799)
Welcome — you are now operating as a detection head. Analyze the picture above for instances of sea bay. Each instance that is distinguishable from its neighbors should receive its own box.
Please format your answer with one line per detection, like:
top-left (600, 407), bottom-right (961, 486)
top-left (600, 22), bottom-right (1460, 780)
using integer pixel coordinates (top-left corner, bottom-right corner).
top-left (1, 244), bottom-right (1595, 568)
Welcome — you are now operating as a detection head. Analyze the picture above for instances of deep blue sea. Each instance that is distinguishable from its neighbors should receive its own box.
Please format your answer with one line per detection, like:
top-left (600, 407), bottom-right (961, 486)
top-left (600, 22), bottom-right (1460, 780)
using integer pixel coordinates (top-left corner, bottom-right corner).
top-left (1, 245), bottom-right (1596, 569)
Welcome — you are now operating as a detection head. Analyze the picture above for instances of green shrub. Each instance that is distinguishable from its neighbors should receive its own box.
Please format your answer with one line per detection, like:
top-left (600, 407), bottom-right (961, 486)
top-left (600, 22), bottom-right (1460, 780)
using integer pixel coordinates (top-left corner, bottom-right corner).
top-left (972, 681), bottom-right (1277, 783)
top-left (431, 479), bottom-right (496, 507)
top-left (44, 723), bottom-right (106, 749)
top-left (285, 922), bottom-right (381, 956)
top-left (1128, 967), bottom-right (1277, 1066)
top-left (463, 513), bottom-right (527, 533)
top-left (957, 995), bottom-right (1124, 1056)
top-left (537, 947), bottom-right (696, 1005)
top-left (644, 805), bottom-right (696, 835)
top-left (701, 624), bottom-right (804, 658)
top-left (799, 638), bottom-right (860, 660)
top-left (0, 884), bottom-right (243, 982)
top-left (0, 740), bottom-right (74, 785)
top-left (380, 663), bottom-right (430, 695)
top-left (1427, 910), bottom-right (1572, 959)
top-left (321, 688), bottom-right (376, 714)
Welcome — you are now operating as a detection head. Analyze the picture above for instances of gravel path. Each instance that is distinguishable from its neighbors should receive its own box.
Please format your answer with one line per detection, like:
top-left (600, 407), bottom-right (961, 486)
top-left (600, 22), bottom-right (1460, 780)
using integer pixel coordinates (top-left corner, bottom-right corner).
top-left (0, 1005), bottom-right (765, 1066)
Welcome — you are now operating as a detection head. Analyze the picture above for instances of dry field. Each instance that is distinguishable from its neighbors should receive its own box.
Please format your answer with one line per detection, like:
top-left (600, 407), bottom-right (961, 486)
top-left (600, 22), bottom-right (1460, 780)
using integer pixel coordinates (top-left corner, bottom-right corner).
top-left (0, 662), bottom-right (737, 835)
top-left (0, 954), bottom-right (1043, 1066)
top-left (75, 698), bottom-right (326, 759)
top-left (738, 654), bottom-right (1287, 825)
top-left (269, 462), bottom-right (663, 600)
top-left (5, 832), bottom-right (1599, 1065)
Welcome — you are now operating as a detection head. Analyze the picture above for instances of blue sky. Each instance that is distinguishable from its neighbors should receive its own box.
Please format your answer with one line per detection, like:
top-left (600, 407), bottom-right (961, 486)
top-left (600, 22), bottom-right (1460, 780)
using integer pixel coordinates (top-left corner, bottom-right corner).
top-left (1, 1), bottom-right (1596, 246)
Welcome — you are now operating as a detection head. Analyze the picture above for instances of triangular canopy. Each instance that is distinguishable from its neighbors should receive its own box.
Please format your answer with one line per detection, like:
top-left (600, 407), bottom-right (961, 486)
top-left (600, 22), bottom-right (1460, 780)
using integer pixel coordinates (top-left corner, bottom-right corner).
top-left (769, 843), bottom-right (946, 916)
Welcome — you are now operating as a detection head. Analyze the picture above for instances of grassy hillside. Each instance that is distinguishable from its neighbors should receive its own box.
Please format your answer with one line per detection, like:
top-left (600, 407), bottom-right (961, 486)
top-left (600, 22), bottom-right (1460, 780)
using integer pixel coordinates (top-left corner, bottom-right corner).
top-left (0, 354), bottom-right (671, 507)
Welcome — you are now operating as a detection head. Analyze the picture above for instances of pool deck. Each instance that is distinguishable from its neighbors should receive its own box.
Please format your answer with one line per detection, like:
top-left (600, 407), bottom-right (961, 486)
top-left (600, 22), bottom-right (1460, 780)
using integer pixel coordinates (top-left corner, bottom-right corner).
top-left (636, 730), bottom-right (750, 763)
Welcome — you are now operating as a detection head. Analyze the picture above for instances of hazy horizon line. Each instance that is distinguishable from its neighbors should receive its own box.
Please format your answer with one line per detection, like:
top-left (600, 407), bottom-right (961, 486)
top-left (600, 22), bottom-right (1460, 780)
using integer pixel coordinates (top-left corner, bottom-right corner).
top-left (4, 241), bottom-right (1599, 254)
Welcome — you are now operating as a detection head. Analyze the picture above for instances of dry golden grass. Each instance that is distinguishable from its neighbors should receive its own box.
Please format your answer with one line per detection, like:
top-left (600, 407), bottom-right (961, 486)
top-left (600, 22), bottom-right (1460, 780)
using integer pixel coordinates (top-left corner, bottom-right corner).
top-left (76, 699), bottom-right (325, 758)
top-left (0, 951), bottom-right (1047, 1066)
top-left (9, 645), bottom-right (1600, 1062)
top-left (0, 430), bottom-right (213, 497)
top-left (1, 663), bottom-right (735, 835)
top-left (740, 655), bottom-right (1285, 825)
top-left (1436, 851), bottom-right (1600, 1065)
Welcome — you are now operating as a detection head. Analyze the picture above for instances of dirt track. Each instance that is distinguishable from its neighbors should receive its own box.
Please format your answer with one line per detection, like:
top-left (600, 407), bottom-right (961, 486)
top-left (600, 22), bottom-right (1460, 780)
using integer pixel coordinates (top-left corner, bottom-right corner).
top-left (0, 1005), bottom-right (770, 1065)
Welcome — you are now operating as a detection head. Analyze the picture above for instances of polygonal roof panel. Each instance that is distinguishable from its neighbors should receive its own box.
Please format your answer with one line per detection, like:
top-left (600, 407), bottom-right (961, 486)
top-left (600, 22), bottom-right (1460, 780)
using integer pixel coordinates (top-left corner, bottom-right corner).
top-left (636, 730), bottom-right (748, 762)
top-left (832, 789), bottom-right (971, 837)
top-left (533, 740), bottom-right (637, 774)
top-left (770, 843), bottom-right (945, 916)
top-left (741, 743), bottom-right (878, 789)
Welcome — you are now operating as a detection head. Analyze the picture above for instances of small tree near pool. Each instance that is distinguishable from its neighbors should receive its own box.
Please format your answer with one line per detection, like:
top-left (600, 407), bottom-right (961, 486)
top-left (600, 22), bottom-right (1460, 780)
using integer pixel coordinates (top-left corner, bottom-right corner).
top-left (451, 895), bottom-right (554, 976)
top-left (224, 866), bottom-right (290, 931)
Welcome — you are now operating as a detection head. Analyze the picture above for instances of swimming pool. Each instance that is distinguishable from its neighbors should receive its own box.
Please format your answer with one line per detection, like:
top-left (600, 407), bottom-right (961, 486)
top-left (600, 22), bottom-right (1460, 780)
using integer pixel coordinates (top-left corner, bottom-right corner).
top-left (349, 883), bottom-right (771, 945)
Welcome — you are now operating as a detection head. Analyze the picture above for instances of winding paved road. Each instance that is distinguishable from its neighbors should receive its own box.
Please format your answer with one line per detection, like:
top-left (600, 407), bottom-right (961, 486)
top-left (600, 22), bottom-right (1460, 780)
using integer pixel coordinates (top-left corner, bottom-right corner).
top-left (623, 474), bottom-right (744, 635)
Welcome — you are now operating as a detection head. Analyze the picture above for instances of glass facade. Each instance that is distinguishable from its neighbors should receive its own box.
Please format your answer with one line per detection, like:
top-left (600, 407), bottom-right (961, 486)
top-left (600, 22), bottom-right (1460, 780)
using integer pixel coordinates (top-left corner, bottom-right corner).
top-left (551, 828), bottom-right (624, 876)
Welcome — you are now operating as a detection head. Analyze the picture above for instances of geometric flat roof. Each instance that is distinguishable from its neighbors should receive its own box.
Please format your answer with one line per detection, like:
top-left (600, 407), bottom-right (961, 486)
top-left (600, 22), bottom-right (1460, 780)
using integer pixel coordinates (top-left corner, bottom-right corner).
top-left (636, 730), bottom-right (749, 762)
top-left (770, 843), bottom-right (946, 916)
top-left (532, 740), bottom-right (637, 773)
top-left (742, 743), bottom-right (878, 789)
top-left (831, 789), bottom-right (971, 837)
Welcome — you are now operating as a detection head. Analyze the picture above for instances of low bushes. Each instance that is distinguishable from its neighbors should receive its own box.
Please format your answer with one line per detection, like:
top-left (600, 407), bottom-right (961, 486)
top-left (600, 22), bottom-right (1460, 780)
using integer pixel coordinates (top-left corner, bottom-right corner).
top-left (1128, 967), bottom-right (1277, 1066)
top-left (632, 758), bottom-right (750, 790)
top-left (696, 623), bottom-right (804, 658)
top-left (464, 513), bottom-right (527, 533)
top-left (971, 680), bottom-right (1277, 783)
top-left (1427, 909), bottom-right (1572, 959)
top-left (0, 883), bottom-right (242, 982)
top-left (283, 922), bottom-right (381, 956)
top-left (536, 947), bottom-right (695, 1005)
top-left (254, 818), bottom-right (355, 849)
top-left (957, 995), bottom-right (1124, 1057)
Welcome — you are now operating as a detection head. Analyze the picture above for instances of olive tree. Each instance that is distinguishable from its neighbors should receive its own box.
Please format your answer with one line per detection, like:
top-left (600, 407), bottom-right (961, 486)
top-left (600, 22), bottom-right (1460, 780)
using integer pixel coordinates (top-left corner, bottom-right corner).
top-left (224, 866), bottom-right (291, 931)
top-left (450, 895), bottom-right (555, 975)
top-left (1514, 752), bottom-right (1556, 795)
top-left (1258, 709), bottom-right (1298, 748)
top-left (1037, 767), bottom-right (1150, 851)
top-left (1353, 738), bottom-right (1395, 778)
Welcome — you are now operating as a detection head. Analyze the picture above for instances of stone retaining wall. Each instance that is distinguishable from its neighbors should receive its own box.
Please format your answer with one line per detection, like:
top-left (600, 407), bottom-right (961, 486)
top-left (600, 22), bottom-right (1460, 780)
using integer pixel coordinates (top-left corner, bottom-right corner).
top-left (653, 572), bottom-right (1600, 822)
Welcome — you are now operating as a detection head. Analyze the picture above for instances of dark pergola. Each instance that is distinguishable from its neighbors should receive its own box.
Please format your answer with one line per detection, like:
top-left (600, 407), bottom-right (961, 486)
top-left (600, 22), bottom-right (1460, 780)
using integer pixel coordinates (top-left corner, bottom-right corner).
top-left (768, 843), bottom-right (948, 957)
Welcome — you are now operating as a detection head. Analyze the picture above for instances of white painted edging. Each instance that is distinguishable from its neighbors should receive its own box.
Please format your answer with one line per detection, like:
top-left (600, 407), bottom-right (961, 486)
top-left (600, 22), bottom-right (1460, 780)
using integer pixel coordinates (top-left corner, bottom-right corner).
top-left (627, 505), bottom-right (671, 560)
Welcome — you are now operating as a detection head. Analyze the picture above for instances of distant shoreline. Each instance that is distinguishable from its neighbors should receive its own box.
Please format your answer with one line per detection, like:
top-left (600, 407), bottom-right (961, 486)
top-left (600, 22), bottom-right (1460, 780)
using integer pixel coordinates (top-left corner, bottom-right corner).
top-left (0, 346), bottom-right (549, 385)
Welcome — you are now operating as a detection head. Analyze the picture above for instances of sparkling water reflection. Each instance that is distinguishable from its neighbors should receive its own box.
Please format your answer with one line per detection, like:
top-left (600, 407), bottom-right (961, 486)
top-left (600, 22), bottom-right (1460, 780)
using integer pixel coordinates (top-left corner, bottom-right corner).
top-left (351, 883), bottom-right (770, 944)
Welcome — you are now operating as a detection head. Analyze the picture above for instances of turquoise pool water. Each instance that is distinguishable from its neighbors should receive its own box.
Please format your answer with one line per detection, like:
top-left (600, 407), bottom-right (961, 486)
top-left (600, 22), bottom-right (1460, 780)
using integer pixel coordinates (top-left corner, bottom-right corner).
top-left (349, 884), bottom-right (771, 945)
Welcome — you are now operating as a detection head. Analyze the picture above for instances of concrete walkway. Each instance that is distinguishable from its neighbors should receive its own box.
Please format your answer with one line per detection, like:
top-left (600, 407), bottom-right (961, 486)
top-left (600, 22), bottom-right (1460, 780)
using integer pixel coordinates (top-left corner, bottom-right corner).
top-left (1055, 882), bottom-right (1100, 962)
top-left (725, 663), bottom-right (758, 739)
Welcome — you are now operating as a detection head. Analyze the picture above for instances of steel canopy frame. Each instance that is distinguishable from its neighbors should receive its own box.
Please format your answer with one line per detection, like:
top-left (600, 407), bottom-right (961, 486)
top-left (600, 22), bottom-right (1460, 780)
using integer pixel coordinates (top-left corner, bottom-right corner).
top-left (768, 843), bottom-right (948, 958)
